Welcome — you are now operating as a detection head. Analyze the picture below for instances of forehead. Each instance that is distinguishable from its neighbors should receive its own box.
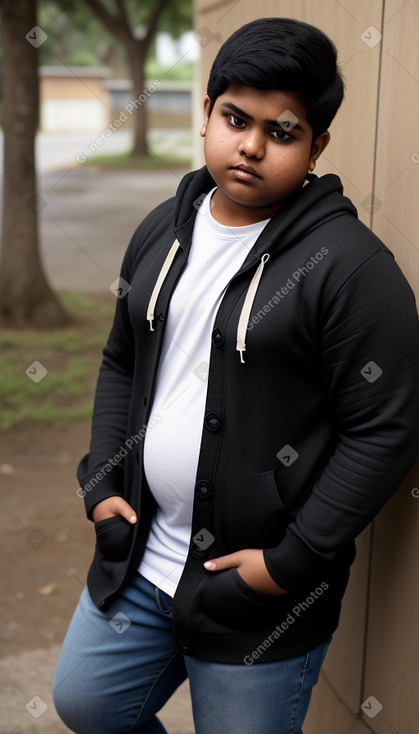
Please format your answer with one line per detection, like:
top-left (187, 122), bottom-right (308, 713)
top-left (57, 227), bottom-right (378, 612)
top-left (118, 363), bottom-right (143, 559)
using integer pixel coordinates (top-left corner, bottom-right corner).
top-left (216, 84), bottom-right (308, 123)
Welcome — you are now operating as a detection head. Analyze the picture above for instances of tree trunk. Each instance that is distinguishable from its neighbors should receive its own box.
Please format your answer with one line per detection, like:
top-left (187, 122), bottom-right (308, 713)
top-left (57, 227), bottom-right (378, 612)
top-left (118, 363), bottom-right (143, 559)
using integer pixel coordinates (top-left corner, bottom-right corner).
top-left (81, 0), bottom-right (174, 159)
top-left (0, 0), bottom-right (71, 327)
top-left (126, 41), bottom-right (148, 157)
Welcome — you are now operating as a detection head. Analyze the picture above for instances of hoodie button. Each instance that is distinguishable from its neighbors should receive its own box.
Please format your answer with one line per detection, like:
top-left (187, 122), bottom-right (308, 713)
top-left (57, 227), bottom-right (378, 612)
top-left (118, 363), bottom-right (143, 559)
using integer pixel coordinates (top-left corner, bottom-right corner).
top-left (212, 328), bottom-right (224, 347)
top-left (204, 412), bottom-right (222, 432)
top-left (191, 543), bottom-right (207, 559)
top-left (195, 480), bottom-right (212, 499)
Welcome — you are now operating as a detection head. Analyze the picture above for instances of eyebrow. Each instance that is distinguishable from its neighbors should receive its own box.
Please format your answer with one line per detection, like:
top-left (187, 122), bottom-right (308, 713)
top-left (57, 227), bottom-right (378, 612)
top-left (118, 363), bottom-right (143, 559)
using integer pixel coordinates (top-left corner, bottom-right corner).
top-left (221, 101), bottom-right (306, 132)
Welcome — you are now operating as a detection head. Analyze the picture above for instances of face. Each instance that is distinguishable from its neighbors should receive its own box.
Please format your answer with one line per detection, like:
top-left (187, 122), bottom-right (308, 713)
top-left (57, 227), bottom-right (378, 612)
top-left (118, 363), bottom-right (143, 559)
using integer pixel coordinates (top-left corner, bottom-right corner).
top-left (201, 85), bottom-right (330, 226)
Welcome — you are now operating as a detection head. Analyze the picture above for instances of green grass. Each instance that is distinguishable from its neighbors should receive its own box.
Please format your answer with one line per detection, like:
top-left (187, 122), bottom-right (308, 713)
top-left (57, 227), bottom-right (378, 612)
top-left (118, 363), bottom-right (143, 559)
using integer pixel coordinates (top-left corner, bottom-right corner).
top-left (84, 150), bottom-right (192, 170)
top-left (0, 292), bottom-right (115, 431)
top-left (83, 132), bottom-right (193, 170)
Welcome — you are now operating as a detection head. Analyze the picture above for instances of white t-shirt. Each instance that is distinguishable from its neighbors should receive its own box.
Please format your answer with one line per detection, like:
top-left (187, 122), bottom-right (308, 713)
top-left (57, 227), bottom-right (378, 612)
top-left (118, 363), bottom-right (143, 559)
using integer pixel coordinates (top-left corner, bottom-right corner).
top-left (139, 189), bottom-right (270, 596)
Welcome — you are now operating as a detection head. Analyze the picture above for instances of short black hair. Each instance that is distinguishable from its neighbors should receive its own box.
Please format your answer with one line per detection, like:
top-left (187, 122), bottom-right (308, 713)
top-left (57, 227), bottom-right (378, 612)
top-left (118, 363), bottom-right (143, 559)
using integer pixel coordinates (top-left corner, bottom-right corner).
top-left (206, 17), bottom-right (345, 140)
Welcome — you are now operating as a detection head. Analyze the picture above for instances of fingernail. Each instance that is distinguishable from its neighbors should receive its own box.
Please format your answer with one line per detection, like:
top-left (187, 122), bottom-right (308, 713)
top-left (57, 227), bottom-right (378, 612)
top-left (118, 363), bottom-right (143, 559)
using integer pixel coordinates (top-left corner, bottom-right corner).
top-left (204, 561), bottom-right (216, 570)
top-left (129, 515), bottom-right (137, 523)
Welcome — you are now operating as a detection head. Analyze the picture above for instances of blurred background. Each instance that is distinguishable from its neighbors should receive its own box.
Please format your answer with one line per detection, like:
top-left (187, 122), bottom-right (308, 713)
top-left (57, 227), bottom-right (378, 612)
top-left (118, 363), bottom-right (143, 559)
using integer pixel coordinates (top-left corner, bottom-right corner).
top-left (1, 1), bottom-right (418, 733)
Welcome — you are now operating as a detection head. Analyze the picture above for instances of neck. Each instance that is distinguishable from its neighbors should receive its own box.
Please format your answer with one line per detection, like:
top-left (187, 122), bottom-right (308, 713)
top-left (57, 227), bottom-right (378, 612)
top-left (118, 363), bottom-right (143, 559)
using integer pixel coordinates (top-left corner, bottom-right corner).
top-left (211, 189), bottom-right (282, 226)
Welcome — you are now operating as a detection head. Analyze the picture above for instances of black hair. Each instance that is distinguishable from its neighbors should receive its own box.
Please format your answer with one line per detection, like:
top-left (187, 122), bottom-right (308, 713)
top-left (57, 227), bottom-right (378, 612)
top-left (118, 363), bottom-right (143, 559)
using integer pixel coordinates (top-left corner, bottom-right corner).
top-left (206, 17), bottom-right (345, 140)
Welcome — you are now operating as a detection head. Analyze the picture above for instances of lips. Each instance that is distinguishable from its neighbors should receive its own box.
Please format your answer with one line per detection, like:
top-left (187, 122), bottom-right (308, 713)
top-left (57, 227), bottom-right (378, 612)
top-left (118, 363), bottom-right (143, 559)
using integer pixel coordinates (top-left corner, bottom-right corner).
top-left (231, 164), bottom-right (262, 180)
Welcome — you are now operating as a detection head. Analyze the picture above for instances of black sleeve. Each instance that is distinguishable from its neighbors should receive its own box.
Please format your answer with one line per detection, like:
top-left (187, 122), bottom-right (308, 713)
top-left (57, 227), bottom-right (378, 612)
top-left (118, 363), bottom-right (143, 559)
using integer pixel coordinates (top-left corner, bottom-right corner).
top-left (264, 251), bottom-right (419, 590)
top-left (76, 228), bottom-right (139, 519)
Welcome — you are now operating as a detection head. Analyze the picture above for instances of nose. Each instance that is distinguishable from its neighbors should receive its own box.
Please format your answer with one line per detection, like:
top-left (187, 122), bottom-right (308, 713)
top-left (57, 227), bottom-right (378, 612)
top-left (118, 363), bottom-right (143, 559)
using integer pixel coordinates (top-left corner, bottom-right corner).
top-left (238, 129), bottom-right (265, 159)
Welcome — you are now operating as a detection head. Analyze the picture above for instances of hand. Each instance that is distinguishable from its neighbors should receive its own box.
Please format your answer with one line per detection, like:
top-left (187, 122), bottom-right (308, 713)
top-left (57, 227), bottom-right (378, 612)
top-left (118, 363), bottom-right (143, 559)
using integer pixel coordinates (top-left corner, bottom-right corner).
top-left (92, 496), bottom-right (137, 524)
top-left (204, 548), bottom-right (288, 596)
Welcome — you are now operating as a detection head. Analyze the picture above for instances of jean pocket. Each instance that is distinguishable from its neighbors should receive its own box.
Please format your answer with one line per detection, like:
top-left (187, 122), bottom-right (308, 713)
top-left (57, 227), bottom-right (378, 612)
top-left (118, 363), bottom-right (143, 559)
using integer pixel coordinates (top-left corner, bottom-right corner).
top-left (94, 515), bottom-right (133, 561)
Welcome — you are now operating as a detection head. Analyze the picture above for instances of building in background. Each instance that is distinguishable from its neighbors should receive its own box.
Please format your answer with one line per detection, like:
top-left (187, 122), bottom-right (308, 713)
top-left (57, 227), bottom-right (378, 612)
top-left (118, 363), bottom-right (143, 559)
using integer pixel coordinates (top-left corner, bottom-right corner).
top-left (39, 67), bottom-right (192, 135)
top-left (39, 31), bottom-right (195, 134)
top-left (39, 66), bottom-right (111, 133)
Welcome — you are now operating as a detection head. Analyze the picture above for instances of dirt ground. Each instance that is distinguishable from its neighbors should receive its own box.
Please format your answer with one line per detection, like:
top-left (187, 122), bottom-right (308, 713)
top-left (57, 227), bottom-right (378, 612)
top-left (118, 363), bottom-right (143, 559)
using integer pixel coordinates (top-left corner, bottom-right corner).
top-left (0, 421), bottom-right (194, 733)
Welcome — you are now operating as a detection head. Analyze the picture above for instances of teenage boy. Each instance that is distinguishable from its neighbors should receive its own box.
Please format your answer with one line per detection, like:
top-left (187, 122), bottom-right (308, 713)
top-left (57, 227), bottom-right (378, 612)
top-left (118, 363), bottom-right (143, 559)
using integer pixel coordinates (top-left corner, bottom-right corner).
top-left (53, 17), bottom-right (419, 734)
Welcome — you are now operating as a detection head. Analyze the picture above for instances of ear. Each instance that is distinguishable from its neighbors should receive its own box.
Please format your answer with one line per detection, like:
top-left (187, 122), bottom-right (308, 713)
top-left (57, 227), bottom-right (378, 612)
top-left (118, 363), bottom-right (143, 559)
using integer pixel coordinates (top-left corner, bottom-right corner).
top-left (201, 95), bottom-right (212, 137)
top-left (308, 131), bottom-right (330, 171)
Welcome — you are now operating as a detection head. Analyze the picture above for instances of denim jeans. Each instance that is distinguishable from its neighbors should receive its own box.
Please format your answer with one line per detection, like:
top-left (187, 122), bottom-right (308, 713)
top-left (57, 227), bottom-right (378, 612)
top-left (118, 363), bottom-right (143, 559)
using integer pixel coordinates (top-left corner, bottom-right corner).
top-left (53, 573), bottom-right (330, 734)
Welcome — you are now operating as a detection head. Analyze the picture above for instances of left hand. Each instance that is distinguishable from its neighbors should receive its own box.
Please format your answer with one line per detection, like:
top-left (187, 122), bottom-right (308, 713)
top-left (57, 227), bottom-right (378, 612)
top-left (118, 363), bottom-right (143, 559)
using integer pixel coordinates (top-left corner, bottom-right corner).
top-left (204, 549), bottom-right (288, 596)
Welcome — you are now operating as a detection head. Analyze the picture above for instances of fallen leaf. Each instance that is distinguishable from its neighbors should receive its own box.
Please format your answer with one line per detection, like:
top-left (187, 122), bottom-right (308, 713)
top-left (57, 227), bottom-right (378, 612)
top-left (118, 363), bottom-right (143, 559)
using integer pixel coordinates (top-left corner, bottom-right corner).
top-left (0, 463), bottom-right (14, 474)
top-left (37, 583), bottom-right (57, 596)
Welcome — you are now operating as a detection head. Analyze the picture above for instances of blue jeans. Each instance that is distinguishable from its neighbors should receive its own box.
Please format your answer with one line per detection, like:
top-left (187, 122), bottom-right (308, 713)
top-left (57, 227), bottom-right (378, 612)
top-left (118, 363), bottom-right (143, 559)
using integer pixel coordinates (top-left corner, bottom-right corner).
top-left (53, 573), bottom-right (330, 734)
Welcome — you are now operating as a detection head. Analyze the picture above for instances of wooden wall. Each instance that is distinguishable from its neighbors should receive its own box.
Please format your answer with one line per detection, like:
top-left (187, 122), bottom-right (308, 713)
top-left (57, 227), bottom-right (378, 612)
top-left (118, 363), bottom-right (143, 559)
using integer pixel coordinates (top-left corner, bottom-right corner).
top-left (194, 2), bottom-right (419, 731)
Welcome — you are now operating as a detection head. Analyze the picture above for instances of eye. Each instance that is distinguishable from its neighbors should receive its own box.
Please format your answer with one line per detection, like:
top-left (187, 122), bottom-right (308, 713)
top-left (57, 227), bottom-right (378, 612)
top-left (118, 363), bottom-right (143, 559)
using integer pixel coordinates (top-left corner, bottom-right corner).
top-left (227, 114), bottom-right (247, 129)
top-left (271, 129), bottom-right (293, 142)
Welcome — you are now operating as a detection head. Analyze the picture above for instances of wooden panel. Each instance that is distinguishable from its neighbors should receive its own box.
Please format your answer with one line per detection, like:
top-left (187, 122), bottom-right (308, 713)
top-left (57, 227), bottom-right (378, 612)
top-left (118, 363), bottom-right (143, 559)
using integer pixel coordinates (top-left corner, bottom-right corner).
top-left (305, 532), bottom-right (371, 732)
top-left (363, 3), bottom-right (419, 728)
top-left (371, 0), bottom-right (419, 294)
top-left (361, 469), bottom-right (419, 733)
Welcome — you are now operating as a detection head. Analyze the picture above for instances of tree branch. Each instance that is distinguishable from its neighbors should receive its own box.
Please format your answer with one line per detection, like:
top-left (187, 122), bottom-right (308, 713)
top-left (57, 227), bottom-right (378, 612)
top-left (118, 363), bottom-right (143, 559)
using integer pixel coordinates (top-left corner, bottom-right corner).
top-left (83, 0), bottom-right (133, 45)
top-left (144, 0), bottom-right (172, 52)
top-left (113, 0), bottom-right (132, 36)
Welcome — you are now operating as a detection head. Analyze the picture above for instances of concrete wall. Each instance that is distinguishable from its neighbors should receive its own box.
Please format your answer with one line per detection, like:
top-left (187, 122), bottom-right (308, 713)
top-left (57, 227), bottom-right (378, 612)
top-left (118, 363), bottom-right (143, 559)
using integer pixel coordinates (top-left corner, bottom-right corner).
top-left (195, 2), bottom-right (419, 732)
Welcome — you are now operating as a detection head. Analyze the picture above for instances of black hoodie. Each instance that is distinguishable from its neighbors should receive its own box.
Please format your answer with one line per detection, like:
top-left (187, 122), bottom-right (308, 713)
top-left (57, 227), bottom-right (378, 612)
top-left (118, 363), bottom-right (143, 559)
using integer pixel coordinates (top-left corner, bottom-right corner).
top-left (78, 167), bottom-right (419, 663)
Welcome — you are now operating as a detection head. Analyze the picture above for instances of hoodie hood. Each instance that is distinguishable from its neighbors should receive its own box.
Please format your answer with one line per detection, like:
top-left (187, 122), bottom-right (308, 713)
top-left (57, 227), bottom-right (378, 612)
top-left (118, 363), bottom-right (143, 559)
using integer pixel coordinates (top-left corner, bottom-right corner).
top-left (146, 166), bottom-right (358, 361)
top-left (173, 166), bottom-right (358, 257)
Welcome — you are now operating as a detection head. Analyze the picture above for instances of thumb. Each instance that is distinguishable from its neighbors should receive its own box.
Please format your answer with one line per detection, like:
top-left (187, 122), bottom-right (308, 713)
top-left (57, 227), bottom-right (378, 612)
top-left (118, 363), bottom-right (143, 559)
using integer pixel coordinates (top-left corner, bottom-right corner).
top-left (114, 497), bottom-right (137, 524)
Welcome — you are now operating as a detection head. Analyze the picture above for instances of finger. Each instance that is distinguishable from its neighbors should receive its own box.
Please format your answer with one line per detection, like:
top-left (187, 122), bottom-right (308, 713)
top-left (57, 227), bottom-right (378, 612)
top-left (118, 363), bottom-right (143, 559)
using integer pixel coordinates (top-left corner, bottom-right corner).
top-left (203, 552), bottom-right (240, 571)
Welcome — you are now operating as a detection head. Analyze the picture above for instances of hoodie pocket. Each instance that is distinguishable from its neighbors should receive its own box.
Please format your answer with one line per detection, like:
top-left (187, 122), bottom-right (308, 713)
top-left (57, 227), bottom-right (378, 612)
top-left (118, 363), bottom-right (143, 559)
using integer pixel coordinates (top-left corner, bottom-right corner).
top-left (94, 515), bottom-right (133, 562)
top-left (191, 566), bottom-right (294, 633)
top-left (186, 470), bottom-right (294, 632)
top-left (231, 567), bottom-right (287, 604)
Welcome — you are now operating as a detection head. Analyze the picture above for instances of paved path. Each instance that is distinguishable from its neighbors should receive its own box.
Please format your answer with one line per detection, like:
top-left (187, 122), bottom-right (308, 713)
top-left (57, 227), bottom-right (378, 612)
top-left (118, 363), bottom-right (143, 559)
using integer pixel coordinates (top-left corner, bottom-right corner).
top-left (0, 129), bottom-right (191, 292)
top-left (0, 129), bottom-right (192, 174)
top-left (40, 165), bottom-right (188, 293)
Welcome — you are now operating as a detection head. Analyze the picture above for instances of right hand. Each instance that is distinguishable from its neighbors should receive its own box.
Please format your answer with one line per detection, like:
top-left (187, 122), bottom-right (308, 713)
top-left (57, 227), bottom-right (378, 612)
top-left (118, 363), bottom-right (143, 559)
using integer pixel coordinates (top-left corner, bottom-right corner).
top-left (92, 496), bottom-right (137, 524)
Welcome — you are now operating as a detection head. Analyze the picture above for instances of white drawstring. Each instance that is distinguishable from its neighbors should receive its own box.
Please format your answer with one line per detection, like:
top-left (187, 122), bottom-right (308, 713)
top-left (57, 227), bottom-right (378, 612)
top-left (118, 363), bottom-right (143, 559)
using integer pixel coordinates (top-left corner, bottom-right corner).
top-left (147, 241), bottom-right (270, 364)
top-left (236, 253), bottom-right (270, 363)
top-left (146, 239), bottom-right (182, 331)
